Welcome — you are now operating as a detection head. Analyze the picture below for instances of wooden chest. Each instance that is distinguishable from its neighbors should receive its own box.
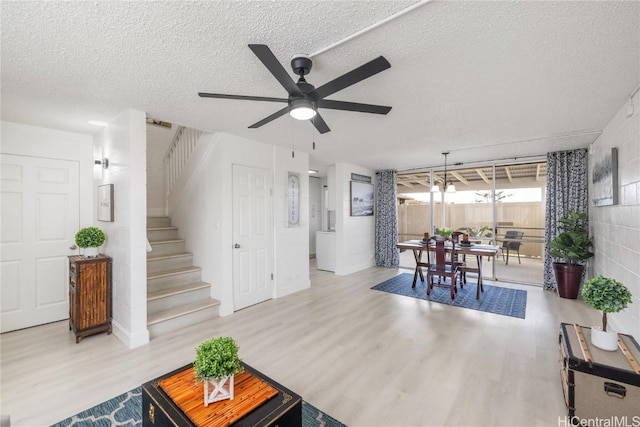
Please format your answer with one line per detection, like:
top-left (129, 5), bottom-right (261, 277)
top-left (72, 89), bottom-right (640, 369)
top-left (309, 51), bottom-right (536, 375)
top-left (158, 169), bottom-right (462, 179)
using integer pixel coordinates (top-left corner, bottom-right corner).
top-left (68, 255), bottom-right (112, 343)
top-left (558, 323), bottom-right (640, 422)
top-left (142, 362), bottom-right (302, 426)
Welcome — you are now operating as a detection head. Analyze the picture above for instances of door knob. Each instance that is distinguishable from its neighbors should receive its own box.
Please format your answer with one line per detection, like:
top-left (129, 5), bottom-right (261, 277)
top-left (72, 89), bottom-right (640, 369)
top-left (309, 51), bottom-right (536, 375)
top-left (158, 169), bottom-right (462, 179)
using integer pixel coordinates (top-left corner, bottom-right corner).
top-left (234, 243), bottom-right (241, 248)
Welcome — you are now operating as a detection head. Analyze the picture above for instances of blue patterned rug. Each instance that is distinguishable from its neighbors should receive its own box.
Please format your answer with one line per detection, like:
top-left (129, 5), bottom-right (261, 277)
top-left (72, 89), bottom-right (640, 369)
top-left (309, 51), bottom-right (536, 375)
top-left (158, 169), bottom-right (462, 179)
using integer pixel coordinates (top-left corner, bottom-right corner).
top-left (51, 387), bottom-right (345, 427)
top-left (371, 273), bottom-right (527, 319)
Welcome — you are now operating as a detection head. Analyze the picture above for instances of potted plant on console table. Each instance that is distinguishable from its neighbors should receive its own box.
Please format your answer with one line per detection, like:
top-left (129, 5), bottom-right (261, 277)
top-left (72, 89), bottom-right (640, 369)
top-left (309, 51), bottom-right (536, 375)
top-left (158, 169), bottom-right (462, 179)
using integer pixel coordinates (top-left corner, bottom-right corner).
top-left (75, 226), bottom-right (106, 257)
top-left (581, 275), bottom-right (632, 351)
top-left (549, 211), bottom-right (594, 299)
top-left (194, 336), bottom-right (243, 406)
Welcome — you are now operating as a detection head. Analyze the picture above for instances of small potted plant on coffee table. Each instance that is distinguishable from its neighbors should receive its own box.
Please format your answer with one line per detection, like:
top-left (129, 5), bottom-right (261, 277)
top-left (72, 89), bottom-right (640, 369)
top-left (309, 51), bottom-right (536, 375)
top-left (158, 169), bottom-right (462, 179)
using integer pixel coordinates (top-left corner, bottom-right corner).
top-left (194, 336), bottom-right (243, 406)
top-left (75, 226), bottom-right (106, 257)
top-left (581, 275), bottom-right (632, 351)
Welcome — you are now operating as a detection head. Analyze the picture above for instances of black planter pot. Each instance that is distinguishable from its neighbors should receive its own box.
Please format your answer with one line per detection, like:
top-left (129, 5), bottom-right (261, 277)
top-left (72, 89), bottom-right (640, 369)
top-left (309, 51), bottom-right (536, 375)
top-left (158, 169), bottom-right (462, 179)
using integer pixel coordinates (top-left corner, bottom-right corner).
top-left (553, 262), bottom-right (585, 299)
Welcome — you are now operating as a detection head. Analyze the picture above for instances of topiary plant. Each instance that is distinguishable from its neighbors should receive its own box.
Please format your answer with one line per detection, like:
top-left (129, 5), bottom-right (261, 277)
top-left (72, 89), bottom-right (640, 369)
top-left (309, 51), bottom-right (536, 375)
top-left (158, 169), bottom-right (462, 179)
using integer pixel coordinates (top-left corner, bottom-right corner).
top-left (194, 337), bottom-right (243, 380)
top-left (74, 227), bottom-right (106, 248)
top-left (581, 275), bottom-right (632, 332)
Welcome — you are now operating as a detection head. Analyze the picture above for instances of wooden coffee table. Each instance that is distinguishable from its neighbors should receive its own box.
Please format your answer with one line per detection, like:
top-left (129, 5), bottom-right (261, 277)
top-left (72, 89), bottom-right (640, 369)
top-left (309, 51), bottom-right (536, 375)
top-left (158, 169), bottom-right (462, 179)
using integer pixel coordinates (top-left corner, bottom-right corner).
top-left (142, 362), bottom-right (302, 426)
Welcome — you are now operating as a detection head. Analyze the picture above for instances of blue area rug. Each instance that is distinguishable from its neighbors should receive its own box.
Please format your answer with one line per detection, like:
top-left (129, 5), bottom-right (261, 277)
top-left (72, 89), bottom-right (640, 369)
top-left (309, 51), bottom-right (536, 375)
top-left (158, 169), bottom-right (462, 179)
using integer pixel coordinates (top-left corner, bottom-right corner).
top-left (371, 273), bottom-right (527, 319)
top-left (51, 387), bottom-right (345, 427)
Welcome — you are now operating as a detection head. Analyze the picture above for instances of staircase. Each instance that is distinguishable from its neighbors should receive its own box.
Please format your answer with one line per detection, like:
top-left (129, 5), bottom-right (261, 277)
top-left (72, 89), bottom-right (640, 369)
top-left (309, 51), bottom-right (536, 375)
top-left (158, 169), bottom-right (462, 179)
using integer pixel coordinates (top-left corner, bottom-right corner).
top-left (146, 216), bottom-right (219, 338)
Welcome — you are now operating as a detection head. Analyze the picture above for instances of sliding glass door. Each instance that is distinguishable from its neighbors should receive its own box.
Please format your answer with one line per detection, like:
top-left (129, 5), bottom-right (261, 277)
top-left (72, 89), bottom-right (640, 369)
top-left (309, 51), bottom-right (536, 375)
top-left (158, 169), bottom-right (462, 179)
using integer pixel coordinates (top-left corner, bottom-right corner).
top-left (397, 159), bottom-right (546, 285)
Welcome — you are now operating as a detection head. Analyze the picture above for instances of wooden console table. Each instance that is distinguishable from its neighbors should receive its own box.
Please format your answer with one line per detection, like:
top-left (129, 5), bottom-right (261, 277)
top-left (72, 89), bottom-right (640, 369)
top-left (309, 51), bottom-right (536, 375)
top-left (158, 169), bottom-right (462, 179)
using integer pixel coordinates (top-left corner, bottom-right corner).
top-left (142, 362), bottom-right (302, 426)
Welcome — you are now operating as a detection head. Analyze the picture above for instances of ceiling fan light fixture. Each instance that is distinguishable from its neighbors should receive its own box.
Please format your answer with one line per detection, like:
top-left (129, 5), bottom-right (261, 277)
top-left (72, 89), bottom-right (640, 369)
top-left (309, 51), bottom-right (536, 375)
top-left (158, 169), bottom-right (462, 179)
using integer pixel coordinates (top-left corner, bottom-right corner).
top-left (289, 99), bottom-right (316, 120)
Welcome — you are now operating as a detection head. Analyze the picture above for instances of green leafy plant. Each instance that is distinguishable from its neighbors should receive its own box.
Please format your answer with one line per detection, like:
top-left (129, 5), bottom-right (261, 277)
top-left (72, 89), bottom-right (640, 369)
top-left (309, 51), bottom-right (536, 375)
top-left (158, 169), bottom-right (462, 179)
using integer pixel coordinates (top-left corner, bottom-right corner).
top-left (194, 337), bottom-right (243, 380)
top-left (549, 211), bottom-right (594, 264)
top-left (74, 227), bottom-right (106, 248)
top-left (581, 275), bottom-right (632, 332)
top-left (457, 225), bottom-right (493, 238)
top-left (474, 190), bottom-right (512, 203)
top-left (435, 227), bottom-right (453, 238)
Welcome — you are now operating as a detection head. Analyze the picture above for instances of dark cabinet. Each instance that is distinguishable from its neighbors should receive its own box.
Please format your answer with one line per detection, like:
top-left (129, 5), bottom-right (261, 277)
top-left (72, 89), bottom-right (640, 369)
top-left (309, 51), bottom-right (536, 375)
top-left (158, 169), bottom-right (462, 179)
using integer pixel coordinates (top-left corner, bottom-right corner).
top-left (68, 255), bottom-right (112, 343)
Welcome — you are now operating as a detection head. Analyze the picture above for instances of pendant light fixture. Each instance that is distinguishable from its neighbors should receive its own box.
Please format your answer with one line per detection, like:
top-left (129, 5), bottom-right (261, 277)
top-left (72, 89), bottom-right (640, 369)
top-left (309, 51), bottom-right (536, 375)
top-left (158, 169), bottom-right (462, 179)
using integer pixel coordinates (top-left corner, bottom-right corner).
top-left (430, 152), bottom-right (456, 193)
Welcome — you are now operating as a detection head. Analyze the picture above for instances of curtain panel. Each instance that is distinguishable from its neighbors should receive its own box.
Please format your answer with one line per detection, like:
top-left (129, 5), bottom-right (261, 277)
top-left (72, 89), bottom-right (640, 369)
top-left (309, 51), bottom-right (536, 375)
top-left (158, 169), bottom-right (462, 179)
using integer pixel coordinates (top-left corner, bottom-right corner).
top-left (375, 170), bottom-right (399, 268)
top-left (544, 148), bottom-right (589, 291)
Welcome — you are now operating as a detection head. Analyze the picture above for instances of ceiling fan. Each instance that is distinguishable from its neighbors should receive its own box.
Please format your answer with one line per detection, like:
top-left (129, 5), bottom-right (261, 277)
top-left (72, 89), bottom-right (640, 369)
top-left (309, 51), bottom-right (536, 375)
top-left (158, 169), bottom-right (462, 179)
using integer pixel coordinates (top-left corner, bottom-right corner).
top-left (198, 44), bottom-right (392, 134)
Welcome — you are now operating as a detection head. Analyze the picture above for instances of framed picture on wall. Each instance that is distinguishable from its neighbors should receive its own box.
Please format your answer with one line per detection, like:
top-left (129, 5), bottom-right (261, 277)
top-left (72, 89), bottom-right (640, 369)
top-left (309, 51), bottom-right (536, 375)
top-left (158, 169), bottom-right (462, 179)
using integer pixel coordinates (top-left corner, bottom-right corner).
top-left (98, 184), bottom-right (114, 222)
top-left (287, 172), bottom-right (300, 227)
top-left (350, 181), bottom-right (374, 216)
top-left (592, 147), bottom-right (618, 206)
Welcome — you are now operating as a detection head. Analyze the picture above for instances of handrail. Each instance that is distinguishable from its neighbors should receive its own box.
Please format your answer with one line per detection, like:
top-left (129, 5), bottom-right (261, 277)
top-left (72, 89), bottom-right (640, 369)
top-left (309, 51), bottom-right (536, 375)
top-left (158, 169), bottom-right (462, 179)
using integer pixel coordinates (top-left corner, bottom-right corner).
top-left (164, 126), bottom-right (203, 194)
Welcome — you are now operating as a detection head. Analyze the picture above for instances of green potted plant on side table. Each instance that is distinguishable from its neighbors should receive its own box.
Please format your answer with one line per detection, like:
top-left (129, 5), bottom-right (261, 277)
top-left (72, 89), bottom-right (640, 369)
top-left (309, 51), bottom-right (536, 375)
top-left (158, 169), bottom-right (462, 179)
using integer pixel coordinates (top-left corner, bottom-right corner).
top-left (75, 226), bottom-right (106, 257)
top-left (581, 275), bottom-right (632, 351)
top-left (549, 211), bottom-right (594, 299)
top-left (194, 336), bottom-right (243, 406)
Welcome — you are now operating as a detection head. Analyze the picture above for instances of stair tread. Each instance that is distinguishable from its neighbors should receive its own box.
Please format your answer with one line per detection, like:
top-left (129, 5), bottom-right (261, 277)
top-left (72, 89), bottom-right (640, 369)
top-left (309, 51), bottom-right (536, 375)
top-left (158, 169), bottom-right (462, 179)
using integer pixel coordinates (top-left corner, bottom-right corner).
top-left (147, 265), bottom-right (201, 279)
top-left (148, 281), bottom-right (210, 301)
top-left (147, 252), bottom-right (192, 261)
top-left (148, 239), bottom-right (185, 244)
top-left (147, 226), bottom-right (179, 231)
top-left (148, 299), bottom-right (220, 325)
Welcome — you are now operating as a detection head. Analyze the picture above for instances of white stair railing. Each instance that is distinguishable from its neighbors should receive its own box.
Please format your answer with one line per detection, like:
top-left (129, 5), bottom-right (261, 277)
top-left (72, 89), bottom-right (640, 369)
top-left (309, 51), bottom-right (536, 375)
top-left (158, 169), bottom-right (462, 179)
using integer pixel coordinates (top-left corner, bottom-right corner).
top-left (164, 126), bottom-right (203, 194)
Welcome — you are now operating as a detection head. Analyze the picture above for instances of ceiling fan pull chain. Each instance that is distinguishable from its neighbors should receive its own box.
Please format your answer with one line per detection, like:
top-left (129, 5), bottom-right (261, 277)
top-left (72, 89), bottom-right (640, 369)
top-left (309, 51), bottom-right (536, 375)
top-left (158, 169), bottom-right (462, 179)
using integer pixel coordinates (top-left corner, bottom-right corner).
top-left (312, 116), bottom-right (316, 150)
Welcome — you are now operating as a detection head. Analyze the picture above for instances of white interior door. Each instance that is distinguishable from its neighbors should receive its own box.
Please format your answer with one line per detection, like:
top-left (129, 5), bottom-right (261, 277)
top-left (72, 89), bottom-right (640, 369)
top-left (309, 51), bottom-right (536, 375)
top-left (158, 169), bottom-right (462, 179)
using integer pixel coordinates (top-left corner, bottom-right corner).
top-left (1, 154), bottom-right (80, 332)
top-left (232, 164), bottom-right (273, 311)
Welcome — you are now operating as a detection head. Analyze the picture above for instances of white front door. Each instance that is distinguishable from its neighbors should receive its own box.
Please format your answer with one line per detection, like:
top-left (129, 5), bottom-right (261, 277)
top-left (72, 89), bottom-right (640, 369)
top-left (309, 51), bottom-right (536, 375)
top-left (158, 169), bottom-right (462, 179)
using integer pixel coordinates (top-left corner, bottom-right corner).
top-left (1, 154), bottom-right (80, 332)
top-left (232, 164), bottom-right (273, 311)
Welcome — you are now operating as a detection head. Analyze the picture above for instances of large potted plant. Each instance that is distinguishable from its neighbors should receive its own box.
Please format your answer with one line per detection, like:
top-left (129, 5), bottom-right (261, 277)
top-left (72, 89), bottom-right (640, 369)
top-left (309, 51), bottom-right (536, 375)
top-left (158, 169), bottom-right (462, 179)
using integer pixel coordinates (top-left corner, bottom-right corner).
top-left (581, 275), bottom-right (632, 351)
top-left (549, 211), bottom-right (594, 299)
top-left (75, 226), bottom-right (106, 257)
top-left (194, 336), bottom-right (243, 406)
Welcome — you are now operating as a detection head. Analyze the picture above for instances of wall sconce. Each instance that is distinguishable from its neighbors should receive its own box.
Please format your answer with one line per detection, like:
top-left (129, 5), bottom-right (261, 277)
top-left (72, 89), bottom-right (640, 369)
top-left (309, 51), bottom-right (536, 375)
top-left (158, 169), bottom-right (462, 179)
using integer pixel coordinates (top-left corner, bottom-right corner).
top-left (94, 158), bottom-right (109, 169)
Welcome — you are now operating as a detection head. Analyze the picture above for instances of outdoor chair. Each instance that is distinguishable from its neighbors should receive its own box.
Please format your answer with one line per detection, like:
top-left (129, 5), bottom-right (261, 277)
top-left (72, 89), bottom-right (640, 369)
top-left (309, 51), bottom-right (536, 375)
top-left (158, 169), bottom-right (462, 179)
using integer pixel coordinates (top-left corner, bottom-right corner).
top-left (502, 230), bottom-right (524, 265)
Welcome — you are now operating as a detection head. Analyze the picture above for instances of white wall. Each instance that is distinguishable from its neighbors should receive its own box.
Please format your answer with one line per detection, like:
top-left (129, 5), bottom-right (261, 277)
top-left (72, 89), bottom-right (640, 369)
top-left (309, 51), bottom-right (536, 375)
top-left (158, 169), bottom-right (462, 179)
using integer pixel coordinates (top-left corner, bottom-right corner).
top-left (95, 109), bottom-right (149, 348)
top-left (334, 163), bottom-right (376, 276)
top-left (273, 145), bottom-right (311, 297)
top-left (309, 176), bottom-right (322, 255)
top-left (146, 124), bottom-right (177, 216)
top-left (589, 93), bottom-right (640, 339)
top-left (170, 133), bottom-right (310, 316)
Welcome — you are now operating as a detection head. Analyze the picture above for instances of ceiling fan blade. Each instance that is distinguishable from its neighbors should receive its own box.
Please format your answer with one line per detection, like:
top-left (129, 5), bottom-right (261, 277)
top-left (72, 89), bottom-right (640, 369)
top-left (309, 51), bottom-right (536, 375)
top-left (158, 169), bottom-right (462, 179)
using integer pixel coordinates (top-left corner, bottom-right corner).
top-left (317, 99), bottom-right (392, 115)
top-left (312, 56), bottom-right (391, 100)
top-left (311, 113), bottom-right (330, 134)
top-left (248, 44), bottom-right (303, 97)
top-left (198, 92), bottom-right (287, 103)
top-left (248, 106), bottom-right (289, 129)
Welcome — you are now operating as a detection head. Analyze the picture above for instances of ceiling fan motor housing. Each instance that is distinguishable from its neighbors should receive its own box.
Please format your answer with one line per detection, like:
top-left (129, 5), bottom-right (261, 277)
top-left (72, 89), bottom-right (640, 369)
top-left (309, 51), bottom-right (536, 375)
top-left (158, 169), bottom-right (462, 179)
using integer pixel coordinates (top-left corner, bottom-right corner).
top-left (291, 54), bottom-right (312, 77)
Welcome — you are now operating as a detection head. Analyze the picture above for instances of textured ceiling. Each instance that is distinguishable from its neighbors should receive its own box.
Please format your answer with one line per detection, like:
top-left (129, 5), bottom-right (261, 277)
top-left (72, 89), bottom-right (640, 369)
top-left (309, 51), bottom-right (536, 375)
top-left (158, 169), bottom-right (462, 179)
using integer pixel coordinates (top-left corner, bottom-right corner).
top-left (2, 1), bottom-right (639, 174)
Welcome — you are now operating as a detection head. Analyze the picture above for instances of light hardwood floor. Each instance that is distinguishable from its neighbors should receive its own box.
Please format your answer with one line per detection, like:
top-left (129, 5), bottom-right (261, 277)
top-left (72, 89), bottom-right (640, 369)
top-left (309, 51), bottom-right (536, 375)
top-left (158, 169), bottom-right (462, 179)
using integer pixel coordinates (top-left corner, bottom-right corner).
top-left (1, 263), bottom-right (600, 426)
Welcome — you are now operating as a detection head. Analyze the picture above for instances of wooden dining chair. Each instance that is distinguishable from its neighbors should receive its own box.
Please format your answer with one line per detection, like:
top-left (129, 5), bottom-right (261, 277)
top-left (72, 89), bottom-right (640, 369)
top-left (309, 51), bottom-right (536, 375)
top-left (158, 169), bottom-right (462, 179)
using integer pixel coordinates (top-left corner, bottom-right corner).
top-left (426, 236), bottom-right (460, 299)
top-left (450, 231), bottom-right (467, 283)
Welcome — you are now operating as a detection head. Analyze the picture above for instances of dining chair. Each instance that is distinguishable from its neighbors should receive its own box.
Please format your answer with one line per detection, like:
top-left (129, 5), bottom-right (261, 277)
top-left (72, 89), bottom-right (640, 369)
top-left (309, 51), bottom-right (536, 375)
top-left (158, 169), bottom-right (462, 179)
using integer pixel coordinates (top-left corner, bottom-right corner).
top-left (426, 236), bottom-right (460, 299)
top-left (450, 231), bottom-right (467, 283)
top-left (502, 230), bottom-right (524, 265)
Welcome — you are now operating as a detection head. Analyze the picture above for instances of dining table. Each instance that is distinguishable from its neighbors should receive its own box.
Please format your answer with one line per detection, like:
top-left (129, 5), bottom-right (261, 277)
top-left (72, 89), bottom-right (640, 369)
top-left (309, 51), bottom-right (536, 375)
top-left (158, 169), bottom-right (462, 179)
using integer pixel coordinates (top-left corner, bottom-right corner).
top-left (396, 240), bottom-right (500, 299)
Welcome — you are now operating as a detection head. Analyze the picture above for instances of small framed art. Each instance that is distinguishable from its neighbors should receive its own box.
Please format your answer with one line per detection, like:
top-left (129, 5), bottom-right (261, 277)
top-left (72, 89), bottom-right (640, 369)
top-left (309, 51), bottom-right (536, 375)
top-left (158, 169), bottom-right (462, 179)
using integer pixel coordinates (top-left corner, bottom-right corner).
top-left (98, 184), bottom-right (114, 222)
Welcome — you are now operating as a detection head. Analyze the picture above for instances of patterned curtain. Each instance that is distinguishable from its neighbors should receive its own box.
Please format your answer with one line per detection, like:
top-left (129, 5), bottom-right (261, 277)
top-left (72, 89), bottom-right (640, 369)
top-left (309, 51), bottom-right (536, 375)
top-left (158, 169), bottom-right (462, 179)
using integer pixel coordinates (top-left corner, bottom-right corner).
top-left (375, 170), bottom-right (399, 268)
top-left (543, 148), bottom-right (589, 291)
